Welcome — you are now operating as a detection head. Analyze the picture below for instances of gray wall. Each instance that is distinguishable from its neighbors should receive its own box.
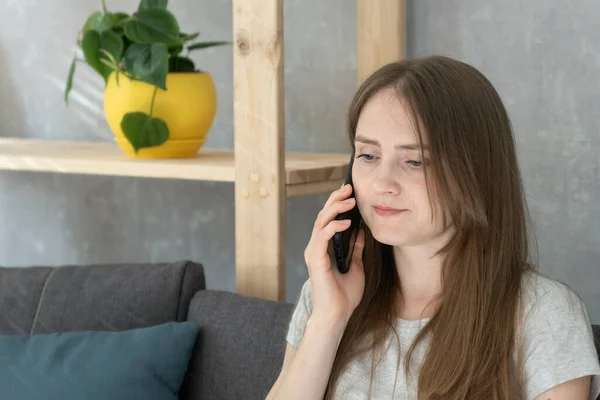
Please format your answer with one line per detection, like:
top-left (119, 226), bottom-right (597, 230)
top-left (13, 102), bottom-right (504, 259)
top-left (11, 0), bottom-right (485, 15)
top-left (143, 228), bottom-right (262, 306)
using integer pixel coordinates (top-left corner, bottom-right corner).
top-left (0, 1), bottom-right (598, 323)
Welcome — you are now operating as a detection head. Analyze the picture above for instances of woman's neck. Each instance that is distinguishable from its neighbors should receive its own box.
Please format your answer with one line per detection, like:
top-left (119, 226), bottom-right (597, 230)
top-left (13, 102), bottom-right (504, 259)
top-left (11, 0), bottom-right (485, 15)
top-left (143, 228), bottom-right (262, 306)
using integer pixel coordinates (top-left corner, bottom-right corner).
top-left (393, 251), bottom-right (441, 320)
top-left (392, 229), bottom-right (453, 319)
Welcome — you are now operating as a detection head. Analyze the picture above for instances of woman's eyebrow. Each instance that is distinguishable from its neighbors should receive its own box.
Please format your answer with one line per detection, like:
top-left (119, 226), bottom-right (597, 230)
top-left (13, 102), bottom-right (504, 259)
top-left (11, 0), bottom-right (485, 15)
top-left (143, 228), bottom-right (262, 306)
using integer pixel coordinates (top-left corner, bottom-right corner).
top-left (355, 136), bottom-right (380, 146)
top-left (355, 135), bottom-right (428, 151)
top-left (396, 143), bottom-right (429, 151)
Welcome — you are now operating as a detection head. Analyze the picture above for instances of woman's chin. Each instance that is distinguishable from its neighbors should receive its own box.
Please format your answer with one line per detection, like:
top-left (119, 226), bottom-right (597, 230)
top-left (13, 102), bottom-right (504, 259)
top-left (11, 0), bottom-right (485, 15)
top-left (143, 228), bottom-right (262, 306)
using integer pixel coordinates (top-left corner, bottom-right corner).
top-left (369, 228), bottom-right (410, 247)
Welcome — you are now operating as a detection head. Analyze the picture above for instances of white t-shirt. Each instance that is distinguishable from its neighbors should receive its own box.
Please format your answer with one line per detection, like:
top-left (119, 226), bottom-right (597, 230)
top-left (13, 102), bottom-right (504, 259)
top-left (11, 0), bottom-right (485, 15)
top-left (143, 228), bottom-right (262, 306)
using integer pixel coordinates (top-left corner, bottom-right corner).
top-left (286, 271), bottom-right (600, 399)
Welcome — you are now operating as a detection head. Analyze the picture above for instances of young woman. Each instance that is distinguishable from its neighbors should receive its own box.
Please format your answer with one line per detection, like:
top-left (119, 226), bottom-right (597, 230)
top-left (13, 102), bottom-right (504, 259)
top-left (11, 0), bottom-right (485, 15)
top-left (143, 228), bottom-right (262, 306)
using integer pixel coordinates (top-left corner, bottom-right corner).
top-left (267, 55), bottom-right (600, 399)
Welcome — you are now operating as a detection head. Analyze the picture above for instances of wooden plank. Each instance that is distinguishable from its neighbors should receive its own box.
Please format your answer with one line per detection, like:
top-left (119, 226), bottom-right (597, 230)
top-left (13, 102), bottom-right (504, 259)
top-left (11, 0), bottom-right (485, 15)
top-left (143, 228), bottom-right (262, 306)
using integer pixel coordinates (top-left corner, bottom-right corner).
top-left (357, 0), bottom-right (406, 84)
top-left (0, 138), bottom-right (348, 186)
top-left (0, 138), bottom-right (234, 181)
top-left (286, 179), bottom-right (344, 198)
top-left (284, 151), bottom-right (348, 184)
top-left (233, 0), bottom-right (285, 301)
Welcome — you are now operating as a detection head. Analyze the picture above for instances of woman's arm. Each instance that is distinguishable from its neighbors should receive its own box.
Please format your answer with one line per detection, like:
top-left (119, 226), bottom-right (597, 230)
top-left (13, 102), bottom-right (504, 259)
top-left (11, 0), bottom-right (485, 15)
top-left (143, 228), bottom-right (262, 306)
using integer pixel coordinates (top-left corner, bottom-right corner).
top-left (533, 375), bottom-right (591, 400)
top-left (266, 314), bottom-right (348, 400)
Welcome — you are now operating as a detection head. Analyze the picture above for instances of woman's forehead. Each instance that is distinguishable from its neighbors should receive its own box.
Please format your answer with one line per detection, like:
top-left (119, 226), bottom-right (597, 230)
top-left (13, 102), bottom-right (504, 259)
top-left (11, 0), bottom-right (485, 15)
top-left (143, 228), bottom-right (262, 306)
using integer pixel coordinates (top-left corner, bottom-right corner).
top-left (356, 89), bottom-right (426, 142)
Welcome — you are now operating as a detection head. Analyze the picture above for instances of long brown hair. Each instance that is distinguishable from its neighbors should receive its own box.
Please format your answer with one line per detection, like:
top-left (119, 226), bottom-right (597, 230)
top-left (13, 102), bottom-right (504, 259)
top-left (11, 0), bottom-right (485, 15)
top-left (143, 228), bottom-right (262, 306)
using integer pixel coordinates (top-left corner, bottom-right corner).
top-left (325, 55), bottom-right (538, 399)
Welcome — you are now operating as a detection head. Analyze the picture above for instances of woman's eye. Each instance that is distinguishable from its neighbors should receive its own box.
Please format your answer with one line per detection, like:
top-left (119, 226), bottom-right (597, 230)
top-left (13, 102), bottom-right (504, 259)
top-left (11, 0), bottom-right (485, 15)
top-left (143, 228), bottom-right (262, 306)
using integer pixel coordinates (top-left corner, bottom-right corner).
top-left (407, 160), bottom-right (423, 167)
top-left (357, 154), bottom-right (376, 162)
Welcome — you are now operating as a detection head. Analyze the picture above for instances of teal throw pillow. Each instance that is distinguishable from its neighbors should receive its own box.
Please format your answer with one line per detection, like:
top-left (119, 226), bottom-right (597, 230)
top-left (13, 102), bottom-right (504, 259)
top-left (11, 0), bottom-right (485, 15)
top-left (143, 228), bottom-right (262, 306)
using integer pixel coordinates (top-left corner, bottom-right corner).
top-left (0, 321), bottom-right (199, 400)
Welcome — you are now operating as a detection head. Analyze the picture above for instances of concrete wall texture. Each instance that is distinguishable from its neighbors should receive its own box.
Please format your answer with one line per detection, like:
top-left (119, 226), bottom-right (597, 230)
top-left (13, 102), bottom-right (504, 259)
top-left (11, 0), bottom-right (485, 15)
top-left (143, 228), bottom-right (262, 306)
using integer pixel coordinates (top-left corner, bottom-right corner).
top-left (1, 0), bottom-right (598, 323)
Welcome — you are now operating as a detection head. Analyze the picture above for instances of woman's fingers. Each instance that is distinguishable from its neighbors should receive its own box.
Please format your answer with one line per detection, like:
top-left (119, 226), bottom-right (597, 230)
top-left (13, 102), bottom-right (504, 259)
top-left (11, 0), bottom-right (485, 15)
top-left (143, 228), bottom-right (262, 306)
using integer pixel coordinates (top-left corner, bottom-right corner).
top-left (305, 219), bottom-right (351, 273)
top-left (315, 219), bottom-right (351, 255)
top-left (304, 185), bottom-right (358, 275)
top-left (314, 197), bottom-right (355, 231)
top-left (323, 184), bottom-right (353, 210)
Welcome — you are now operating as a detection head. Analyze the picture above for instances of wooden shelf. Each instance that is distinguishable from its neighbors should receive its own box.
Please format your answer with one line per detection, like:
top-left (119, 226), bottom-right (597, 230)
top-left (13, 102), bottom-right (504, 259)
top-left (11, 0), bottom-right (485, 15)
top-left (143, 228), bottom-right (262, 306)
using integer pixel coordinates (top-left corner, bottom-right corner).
top-left (0, 0), bottom-right (403, 301)
top-left (0, 138), bottom-right (348, 197)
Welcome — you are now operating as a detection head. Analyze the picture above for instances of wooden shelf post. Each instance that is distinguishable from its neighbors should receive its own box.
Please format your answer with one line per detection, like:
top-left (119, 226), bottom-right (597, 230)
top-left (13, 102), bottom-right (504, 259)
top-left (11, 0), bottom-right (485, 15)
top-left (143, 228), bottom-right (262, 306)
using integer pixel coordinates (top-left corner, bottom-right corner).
top-left (233, 0), bottom-right (286, 301)
top-left (358, 0), bottom-right (406, 84)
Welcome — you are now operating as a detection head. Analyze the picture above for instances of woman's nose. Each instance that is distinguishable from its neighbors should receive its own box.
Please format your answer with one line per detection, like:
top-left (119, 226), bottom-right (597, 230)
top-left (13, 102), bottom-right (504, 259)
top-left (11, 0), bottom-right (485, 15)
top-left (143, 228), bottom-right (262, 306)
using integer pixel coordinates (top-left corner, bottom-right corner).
top-left (372, 167), bottom-right (401, 195)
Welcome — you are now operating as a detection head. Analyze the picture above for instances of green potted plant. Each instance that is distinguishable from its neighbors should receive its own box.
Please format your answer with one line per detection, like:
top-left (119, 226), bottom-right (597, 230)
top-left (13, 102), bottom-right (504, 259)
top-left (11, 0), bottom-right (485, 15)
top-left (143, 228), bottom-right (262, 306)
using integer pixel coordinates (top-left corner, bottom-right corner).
top-left (64, 0), bottom-right (230, 158)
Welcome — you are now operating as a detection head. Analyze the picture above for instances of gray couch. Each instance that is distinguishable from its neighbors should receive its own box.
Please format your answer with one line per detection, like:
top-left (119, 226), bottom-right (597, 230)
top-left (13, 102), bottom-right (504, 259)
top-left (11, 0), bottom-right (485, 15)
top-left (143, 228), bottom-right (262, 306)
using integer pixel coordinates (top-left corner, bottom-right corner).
top-left (0, 260), bottom-right (293, 400)
top-left (1, 261), bottom-right (599, 400)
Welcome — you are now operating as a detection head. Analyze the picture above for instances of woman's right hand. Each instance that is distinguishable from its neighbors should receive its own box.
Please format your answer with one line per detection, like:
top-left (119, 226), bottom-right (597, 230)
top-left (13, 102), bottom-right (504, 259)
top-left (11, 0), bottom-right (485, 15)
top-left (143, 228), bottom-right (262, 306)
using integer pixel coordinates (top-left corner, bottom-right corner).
top-left (303, 184), bottom-right (366, 324)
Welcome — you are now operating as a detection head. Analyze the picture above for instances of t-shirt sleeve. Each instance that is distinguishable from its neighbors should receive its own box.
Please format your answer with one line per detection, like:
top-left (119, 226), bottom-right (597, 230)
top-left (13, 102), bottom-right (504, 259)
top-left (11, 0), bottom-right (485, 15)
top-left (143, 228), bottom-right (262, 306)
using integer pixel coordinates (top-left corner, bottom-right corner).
top-left (521, 282), bottom-right (600, 400)
top-left (286, 278), bottom-right (313, 348)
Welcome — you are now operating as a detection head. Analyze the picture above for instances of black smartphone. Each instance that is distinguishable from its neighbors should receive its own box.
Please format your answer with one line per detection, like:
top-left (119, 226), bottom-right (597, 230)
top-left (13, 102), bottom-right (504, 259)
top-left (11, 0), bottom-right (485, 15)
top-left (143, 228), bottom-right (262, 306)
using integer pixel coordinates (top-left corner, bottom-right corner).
top-left (332, 152), bottom-right (362, 274)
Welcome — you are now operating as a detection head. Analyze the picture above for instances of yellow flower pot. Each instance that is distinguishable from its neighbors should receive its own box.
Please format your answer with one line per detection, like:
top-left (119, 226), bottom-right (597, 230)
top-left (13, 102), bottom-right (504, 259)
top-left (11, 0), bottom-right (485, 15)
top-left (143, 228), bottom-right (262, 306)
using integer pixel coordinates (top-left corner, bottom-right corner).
top-left (103, 71), bottom-right (217, 159)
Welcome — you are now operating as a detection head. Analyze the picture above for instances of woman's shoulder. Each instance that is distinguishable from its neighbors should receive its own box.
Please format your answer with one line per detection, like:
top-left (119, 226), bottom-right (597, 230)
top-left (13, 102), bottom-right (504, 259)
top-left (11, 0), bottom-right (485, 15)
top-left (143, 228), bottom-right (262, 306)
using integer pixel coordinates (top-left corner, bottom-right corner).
top-left (518, 270), bottom-right (600, 399)
top-left (519, 269), bottom-right (587, 319)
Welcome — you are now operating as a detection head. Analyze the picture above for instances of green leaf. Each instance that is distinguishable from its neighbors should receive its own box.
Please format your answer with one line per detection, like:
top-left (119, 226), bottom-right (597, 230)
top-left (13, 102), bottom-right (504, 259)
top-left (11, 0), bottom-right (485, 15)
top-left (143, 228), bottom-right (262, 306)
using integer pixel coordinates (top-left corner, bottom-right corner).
top-left (168, 44), bottom-right (183, 57)
top-left (124, 43), bottom-right (147, 70)
top-left (187, 40), bottom-right (231, 51)
top-left (121, 33), bottom-right (134, 51)
top-left (82, 11), bottom-right (101, 33)
top-left (109, 12), bottom-right (130, 28)
top-left (99, 30), bottom-right (124, 63)
top-left (99, 49), bottom-right (121, 76)
top-left (82, 29), bottom-right (126, 82)
top-left (121, 112), bottom-right (169, 152)
top-left (81, 30), bottom-right (106, 80)
top-left (64, 58), bottom-right (77, 104)
top-left (179, 32), bottom-right (199, 42)
top-left (138, 0), bottom-right (168, 10)
top-left (124, 8), bottom-right (180, 45)
top-left (82, 11), bottom-right (112, 34)
top-left (168, 56), bottom-right (195, 72)
top-left (124, 43), bottom-right (169, 89)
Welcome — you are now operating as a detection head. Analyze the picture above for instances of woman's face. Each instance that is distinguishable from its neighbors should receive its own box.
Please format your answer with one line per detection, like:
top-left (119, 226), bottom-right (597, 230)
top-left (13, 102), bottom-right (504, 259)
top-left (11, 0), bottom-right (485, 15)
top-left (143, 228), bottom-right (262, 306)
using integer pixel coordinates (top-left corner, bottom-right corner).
top-left (352, 87), bottom-right (450, 249)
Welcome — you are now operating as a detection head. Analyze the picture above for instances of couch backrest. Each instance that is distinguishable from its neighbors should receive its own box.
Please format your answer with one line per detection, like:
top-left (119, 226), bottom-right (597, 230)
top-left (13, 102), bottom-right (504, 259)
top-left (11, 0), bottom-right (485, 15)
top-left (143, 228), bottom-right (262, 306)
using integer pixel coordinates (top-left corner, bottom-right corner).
top-left (180, 289), bottom-right (294, 400)
top-left (0, 261), bottom-right (206, 334)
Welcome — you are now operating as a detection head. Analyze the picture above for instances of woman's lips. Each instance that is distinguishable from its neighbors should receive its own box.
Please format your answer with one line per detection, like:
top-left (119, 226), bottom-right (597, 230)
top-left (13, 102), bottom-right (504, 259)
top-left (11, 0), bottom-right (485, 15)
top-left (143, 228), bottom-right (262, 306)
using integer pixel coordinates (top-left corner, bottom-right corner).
top-left (373, 206), bottom-right (406, 216)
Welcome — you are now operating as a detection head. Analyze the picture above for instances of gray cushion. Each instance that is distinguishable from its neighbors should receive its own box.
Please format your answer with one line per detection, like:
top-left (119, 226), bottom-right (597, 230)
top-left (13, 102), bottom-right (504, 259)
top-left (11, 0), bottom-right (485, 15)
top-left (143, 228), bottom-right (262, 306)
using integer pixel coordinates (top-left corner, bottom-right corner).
top-left (180, 290), bottom-right (294, 400)
top-left (0, 261), bottom-right (206, 335)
